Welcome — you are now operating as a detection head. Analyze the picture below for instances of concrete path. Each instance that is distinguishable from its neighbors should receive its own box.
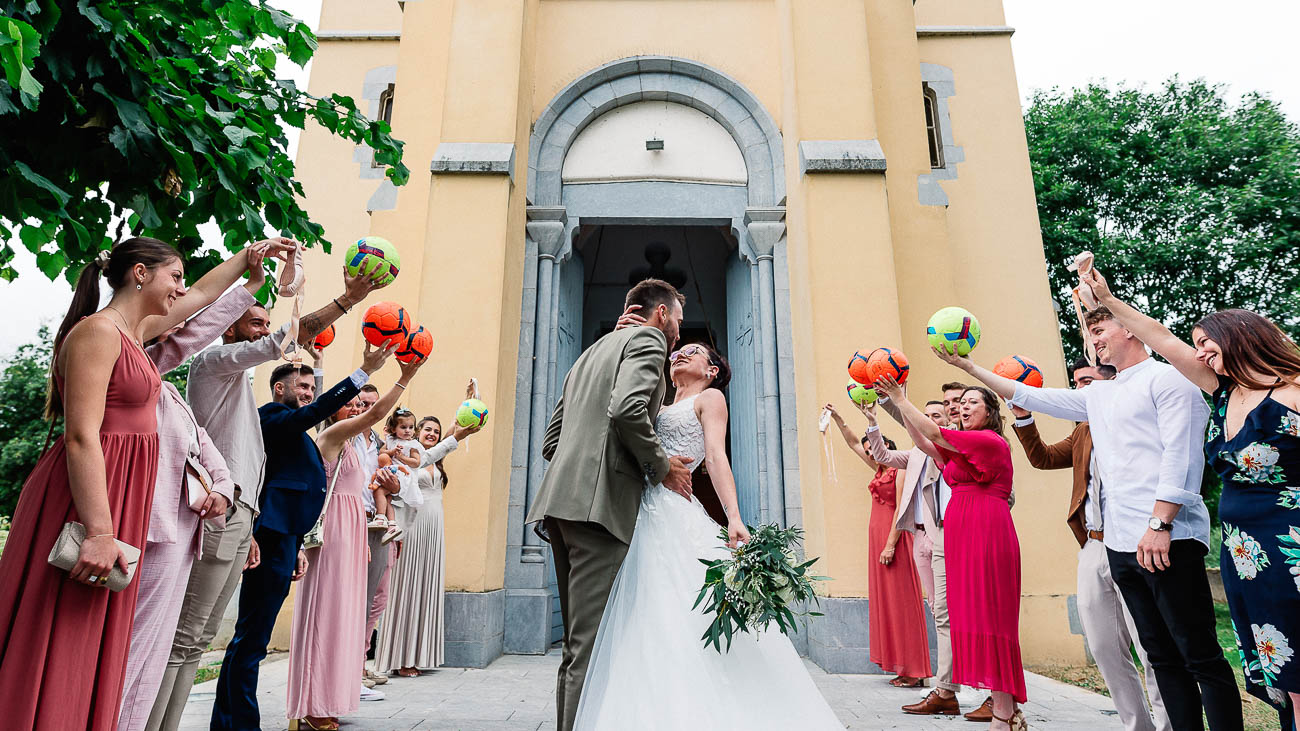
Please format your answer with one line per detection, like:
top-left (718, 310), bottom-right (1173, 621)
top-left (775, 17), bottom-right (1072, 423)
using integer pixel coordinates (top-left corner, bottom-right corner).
top-left (178, 650), bottom-right (1127, 730)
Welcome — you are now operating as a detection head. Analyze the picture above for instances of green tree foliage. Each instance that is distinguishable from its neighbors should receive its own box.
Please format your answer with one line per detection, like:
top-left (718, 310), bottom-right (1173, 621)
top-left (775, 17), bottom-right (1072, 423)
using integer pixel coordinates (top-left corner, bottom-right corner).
top-left (0, 328), bottom-right (60, 517)
top-left (1024, 78), bottom-right (1300, 363)
top-left (0, 1), bottom-right (409, 284)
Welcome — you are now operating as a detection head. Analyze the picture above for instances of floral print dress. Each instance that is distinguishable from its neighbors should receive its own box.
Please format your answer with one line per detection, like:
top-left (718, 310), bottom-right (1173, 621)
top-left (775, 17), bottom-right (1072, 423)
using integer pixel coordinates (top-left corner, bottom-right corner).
top-left (1207, 378), bottom-right (1300, 718)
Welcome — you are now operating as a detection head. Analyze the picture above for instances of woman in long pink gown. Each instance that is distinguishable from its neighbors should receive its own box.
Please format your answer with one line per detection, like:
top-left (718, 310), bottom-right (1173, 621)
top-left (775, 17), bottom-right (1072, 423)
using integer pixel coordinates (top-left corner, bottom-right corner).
top-left (866, 465), bottom-right (934, 683)
top-left (286, 350), bottom-right (426, 731)
top-left (0, 238), bottom-right (205, 731)
top-left (874, 376), bottom-right (1026, 731)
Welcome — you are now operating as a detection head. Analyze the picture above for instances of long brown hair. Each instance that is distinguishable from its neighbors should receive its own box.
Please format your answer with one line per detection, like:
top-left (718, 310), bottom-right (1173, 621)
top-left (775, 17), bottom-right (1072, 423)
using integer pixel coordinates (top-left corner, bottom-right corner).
top-left (961, 386), bottom-right (1006, 437)
top-left (1195, 309), bottom-right (1300, 390)
top-left (418, 415), bottom-right (450, 489)
top-left (47, 237), bottom-right (181, 418)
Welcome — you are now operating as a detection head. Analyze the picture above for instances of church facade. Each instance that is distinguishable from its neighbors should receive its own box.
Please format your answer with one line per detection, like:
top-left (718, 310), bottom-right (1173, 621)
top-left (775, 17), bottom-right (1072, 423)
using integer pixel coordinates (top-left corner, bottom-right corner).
top-left (280, 0), bottom-right (1087, 671)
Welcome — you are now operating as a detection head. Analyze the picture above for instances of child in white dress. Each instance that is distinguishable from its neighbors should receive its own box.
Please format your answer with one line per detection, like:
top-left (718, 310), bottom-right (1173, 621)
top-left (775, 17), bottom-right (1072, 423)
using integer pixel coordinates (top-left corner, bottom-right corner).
top-left (371, 407), bottom-right (426, 543)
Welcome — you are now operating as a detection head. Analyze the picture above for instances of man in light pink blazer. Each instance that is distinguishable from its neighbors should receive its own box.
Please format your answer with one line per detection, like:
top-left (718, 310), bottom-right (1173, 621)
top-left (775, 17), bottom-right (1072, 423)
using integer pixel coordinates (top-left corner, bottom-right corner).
top-left (863, 397), bottom-right (964, 717)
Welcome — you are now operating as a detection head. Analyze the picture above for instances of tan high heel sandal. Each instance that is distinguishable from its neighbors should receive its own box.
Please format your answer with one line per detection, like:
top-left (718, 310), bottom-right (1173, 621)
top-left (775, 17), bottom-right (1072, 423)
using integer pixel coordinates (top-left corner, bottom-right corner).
top-left (991, 708), bottom-right (1028, 730)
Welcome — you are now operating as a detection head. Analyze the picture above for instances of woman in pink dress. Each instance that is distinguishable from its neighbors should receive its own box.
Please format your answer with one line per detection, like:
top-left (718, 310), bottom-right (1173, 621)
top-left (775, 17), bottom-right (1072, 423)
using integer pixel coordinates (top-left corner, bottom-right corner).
top-left (876, 372), bottom-right (1026, 731)
top-left (286, 351), bottom-right (425, 731)
top-left (0, 237), bottom-right (218, 730)
top-left (826, 404), bottom-right (933, 686)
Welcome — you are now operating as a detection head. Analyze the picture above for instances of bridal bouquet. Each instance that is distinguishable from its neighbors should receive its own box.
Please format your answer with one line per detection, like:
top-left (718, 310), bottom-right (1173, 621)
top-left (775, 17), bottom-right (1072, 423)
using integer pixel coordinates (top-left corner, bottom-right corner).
top-left (694, 523), bottom-right (827, 652)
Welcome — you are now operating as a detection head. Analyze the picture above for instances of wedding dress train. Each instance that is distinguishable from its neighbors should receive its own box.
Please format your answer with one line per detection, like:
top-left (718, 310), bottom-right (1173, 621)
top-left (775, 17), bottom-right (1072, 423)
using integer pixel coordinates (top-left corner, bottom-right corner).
top-left (574, 394), bottom-right (843, 730)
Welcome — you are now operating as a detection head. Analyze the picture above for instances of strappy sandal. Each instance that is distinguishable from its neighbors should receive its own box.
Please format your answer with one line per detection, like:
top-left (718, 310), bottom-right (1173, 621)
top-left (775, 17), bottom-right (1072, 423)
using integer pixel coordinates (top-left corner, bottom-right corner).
top-left (991, 709), bottom-right (1028, 731)
top-left (289, 717), bottom-right (339, 731)
top-left (888, 676), bottom-right (923, 687)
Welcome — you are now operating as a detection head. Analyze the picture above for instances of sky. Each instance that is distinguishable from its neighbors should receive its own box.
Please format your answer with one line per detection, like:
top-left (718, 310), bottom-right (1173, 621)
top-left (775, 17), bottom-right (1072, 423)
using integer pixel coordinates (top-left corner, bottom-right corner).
top-left (1, 0), bottom-right (1297, 358)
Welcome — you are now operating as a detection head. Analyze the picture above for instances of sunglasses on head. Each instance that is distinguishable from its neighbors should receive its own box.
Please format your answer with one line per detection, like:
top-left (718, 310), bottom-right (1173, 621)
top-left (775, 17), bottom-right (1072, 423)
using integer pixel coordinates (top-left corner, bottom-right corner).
top-left (669, 344), bottom-right (706, 363)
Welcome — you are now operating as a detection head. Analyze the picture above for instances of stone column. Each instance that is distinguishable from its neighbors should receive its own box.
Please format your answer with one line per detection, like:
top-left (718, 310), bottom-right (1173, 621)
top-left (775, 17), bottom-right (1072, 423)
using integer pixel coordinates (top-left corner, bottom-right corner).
top-left (523, 207), bottom-right (567, 558)
top-left (744, 207), bottom-right (787, 526)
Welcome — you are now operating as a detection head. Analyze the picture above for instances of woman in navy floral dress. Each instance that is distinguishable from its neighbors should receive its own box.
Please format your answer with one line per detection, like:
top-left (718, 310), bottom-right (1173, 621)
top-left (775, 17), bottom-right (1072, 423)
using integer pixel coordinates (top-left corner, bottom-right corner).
top-left (1085, 268), bottom-right (1300, 729)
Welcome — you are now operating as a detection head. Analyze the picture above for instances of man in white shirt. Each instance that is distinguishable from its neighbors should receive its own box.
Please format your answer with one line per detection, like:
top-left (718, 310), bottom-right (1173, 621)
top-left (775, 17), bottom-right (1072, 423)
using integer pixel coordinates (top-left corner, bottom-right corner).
top-left (1011, 360), bottom-right (1170, 731)
top-left (146, 267), bottom-right (387, 731)
top-left (355, 384), bottom-right (394, 690)
top-left (949, 306), bottom-right (1242, 731)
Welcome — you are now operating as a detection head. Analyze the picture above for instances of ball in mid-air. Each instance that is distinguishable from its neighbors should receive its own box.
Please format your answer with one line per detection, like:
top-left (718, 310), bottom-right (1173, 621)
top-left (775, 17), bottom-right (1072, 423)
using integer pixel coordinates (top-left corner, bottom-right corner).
top-left (847, 380), bottom-right (878, 406)
top-left (927, 306), bottom-right (981, 356)
top-left (456, 398), bottom-right (489, 429)
top-left (847, 349), bottom-right (875, 385)
top-left (396, 326), bottom-right (433, 364)
top-left (866, 347), bottom-right (910, 385)
top-left (993, 355), bottom-right (1044, 388)
top-left (362, 301), bottom-right (409, 347)
top-left (313, 324), bottom-right (335, 350)
top-left (345, 236), bottom-right (401, 286)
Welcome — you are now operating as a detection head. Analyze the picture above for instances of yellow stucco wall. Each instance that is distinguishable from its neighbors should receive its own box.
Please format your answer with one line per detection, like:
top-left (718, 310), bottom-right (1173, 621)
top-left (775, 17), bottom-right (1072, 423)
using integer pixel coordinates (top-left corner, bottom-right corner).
top-left (271, 0), bottom-right (1085, 664)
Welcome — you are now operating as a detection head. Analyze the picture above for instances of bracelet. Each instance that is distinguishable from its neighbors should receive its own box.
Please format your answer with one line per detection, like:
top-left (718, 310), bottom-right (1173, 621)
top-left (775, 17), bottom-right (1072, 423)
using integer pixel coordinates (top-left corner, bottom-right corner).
top-left (333, 297), bottom-right (350, 313)
top-left (87, 532), bottom-right (114, 539)
top-left (393, 382), bottom-right (407, 390)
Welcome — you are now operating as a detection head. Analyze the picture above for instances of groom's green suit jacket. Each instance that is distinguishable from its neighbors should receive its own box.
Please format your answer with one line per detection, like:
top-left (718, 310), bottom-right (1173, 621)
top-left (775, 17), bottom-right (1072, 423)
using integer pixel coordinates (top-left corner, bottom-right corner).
top-left (525, 326), bottom-right (671, 545)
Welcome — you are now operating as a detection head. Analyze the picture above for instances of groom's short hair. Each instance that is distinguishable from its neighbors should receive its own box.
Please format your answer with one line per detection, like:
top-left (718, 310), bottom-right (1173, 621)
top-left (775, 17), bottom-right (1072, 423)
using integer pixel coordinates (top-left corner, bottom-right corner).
top-left (624, 278), bottom-right (685, 314)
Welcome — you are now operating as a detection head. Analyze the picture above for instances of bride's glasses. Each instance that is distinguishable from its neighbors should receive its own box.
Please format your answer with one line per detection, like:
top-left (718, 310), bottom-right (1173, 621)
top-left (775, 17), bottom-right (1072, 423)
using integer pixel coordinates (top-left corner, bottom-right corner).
top-left (669, 344), bottom-right (705, 363)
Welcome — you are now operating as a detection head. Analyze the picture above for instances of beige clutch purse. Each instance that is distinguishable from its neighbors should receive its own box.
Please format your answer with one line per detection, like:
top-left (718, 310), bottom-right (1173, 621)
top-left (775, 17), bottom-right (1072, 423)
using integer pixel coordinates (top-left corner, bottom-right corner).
top-left (47, 521), bottom-right (140, 592)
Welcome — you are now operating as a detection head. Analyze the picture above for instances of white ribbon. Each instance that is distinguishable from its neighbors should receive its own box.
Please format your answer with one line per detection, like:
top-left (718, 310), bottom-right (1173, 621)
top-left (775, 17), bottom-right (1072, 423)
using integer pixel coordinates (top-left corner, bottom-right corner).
top-left (819, 407), bottom-right (837, 484)
top-left (277, 242), bottom-right (306, 364)
top-left (1067, 251), bottom-right (1097, 365)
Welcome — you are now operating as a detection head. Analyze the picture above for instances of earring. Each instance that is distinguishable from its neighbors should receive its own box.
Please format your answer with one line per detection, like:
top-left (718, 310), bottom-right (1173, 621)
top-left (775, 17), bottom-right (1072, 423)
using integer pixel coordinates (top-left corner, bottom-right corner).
top-left (136, 283), bottom-right (142, 290)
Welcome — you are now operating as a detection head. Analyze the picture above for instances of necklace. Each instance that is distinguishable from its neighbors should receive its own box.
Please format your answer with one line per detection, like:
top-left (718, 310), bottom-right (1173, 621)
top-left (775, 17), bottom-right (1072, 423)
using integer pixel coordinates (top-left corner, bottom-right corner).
top-left (104, 305), bottom-right (143, 347)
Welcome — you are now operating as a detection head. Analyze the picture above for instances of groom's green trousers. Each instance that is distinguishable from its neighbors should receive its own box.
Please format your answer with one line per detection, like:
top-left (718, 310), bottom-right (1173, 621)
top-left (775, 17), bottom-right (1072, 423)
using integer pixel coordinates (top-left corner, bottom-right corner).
top-left (545, 516), bottom-right (630, 731)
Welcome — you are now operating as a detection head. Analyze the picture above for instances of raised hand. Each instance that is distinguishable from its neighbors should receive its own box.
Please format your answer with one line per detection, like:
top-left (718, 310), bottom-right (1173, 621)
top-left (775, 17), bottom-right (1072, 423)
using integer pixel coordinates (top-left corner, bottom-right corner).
top-left (1082, 266), bottom-right (1114, 302)
top-left (397, 352), bottom-right (427, 381)
top-left (873, 374), bottom-right (904, 402)
top-left (614, 304), bottom-right (647, 331)
top-left (823, 402), bottom-right (843, 425)
top-left (361, 341), bottom-right (399, 374)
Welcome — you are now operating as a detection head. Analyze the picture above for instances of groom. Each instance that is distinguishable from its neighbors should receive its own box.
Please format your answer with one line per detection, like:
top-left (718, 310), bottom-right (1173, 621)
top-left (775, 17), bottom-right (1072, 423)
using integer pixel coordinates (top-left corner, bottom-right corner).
top-left (526, 278), bottom-right (696, 731)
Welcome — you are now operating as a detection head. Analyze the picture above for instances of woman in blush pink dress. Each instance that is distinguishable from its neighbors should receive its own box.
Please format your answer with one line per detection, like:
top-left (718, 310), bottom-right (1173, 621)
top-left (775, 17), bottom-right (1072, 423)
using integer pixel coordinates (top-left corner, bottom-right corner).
top-left (875, 373), bottom-right (1026, 731)
top-left (285, 353), bottom-right (426, 731)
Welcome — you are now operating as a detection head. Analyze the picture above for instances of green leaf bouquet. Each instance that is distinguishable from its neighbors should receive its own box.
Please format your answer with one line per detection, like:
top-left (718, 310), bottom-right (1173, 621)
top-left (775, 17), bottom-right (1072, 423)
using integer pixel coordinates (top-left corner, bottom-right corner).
top-left (693, 523), bottom-right (827, 653)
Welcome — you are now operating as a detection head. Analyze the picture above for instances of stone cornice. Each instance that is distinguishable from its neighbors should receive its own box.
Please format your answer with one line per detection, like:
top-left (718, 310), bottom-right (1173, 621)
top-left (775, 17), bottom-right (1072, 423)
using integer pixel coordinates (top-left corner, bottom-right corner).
top-left (916, 25), bottom-right (1015, 38)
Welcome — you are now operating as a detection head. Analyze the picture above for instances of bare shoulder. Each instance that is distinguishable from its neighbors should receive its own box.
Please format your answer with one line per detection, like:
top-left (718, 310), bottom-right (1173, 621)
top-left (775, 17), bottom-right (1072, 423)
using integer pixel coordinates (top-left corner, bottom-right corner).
top-left (695, 388), bottom-right (728, 416)
top-left (59, 315), bottom-right (123, 366)
top-left (1275, 382), bottom-right (1300, 413)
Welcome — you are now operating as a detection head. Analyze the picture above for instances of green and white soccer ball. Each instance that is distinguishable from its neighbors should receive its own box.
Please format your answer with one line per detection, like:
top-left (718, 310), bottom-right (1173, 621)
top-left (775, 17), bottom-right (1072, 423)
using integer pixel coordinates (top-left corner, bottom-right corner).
top-left (345, 236), bottom-right (401, 286)
top-left (456, 398), bottom-right (489, 429)
top-left (926, 306), bottom-right (981, 356)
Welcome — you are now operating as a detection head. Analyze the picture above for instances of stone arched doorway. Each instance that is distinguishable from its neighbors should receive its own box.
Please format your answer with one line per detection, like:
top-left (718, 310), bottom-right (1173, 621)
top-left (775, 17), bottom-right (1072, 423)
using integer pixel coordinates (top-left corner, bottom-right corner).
top-left (504, 56), bottom-right (800, 654)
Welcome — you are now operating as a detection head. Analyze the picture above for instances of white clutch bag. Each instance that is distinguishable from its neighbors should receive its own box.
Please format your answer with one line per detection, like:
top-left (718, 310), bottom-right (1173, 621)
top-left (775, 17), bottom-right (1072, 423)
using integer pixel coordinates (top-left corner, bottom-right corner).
top-left (185, 455), bottom-right (213, 513)
top-left (47, 521), bottom-right (140, 592)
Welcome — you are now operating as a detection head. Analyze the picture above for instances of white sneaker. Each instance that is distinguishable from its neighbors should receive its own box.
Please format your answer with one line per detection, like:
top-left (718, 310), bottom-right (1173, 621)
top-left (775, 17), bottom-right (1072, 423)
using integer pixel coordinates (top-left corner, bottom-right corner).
top-left (360, 684), bottom-right (386, 702)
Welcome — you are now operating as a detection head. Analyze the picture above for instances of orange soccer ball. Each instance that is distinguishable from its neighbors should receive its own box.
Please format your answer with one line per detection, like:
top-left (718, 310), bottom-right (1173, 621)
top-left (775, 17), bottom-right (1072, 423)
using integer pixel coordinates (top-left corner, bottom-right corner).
top-left (865, 347), bottom-right (910, 385)
top-left (362, 301), bottom-right (409, 348)
top-left (396, 326), bottom-right (433, 363)
top-left (848, 349), bottom-right (874, 385)
top-left (993, 355), bottom-right (1044, 388)
top-left (313, 324), bottom-right (335, 350)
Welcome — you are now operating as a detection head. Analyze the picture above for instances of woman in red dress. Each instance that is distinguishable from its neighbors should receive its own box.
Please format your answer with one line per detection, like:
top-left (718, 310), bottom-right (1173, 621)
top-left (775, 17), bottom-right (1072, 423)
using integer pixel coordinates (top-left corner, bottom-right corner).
top-left (876, 372), bottom-right (1027, 731)
top-left (0, 237), bottom-right (208, 731)
top-left (827, 403), bottom-right (934, 687)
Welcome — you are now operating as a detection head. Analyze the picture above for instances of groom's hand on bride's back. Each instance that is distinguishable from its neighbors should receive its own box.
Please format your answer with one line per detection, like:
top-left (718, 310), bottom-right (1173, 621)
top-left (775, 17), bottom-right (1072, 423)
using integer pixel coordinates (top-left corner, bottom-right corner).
top-left (663, 455), bottom-right (694, 498)
top-left (614, 304), bottom-right (647, 330)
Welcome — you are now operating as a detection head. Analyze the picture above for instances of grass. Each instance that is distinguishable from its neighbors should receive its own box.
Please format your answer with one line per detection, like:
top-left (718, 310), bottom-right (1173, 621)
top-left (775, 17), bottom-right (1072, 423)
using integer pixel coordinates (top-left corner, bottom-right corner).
top-left (1036, 601), bottom-right (1281, 730)
top-left (194, 662), bottom-right (222, 685)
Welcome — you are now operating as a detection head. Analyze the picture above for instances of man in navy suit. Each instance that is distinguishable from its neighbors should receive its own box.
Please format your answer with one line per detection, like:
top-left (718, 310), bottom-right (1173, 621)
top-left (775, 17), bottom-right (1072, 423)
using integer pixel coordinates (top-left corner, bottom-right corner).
top-left (212, 345), bottom-right (392, 731)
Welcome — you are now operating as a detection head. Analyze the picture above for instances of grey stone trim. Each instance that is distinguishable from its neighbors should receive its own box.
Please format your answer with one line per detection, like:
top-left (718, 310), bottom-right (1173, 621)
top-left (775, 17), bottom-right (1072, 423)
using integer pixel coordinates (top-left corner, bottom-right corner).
top-left (797, 140), bottom-right (887, 174)
top-left (917, 63), bottom-right (964, 207)
top-left (528, 56), bottom-right (785, 207)
top-left (431, 142), bottom-right (517, 180)
top-left (366, 180), bottom-right (398, 212)
top-left (443, 589), bottom-right (505, 668)
top-left (915, 25), bottom-right (1015, 38)
top-left (352, 65), bottom-right (398, 180)
top-left (807, 597), bottom-right (939, 674)
top-left (504, 588), bottom-right (551, 655)
top-left (316, 30), bottom-right (402, 41)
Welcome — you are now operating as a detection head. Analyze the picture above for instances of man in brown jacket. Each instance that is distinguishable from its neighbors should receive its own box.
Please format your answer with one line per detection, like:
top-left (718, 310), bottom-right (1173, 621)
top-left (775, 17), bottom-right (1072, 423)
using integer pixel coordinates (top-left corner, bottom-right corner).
top-left (1011, 360), bottom-right (1170, 731)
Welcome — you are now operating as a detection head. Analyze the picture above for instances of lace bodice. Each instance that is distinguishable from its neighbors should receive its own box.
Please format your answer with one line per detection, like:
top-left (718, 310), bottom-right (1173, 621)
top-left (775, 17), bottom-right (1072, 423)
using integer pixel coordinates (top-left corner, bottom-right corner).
top-left (654, 394), bottom-right (706, 474)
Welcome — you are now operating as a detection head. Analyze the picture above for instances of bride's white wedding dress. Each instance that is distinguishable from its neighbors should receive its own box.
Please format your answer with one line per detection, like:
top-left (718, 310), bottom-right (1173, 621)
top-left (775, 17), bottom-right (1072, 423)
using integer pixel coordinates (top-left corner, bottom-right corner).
top-left (574, 394), bottom-right (843, 730)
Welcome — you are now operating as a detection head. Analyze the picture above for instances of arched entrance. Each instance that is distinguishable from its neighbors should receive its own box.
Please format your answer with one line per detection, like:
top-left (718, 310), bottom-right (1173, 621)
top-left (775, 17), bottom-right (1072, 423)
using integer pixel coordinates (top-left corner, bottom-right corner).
top-left (504, 56), bottom-right (800, 654)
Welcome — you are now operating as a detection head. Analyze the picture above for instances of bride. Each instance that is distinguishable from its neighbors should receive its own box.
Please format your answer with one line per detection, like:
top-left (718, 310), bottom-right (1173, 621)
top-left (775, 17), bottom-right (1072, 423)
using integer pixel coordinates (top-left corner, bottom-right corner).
top-left (574, 341), bottom-right (843, 730)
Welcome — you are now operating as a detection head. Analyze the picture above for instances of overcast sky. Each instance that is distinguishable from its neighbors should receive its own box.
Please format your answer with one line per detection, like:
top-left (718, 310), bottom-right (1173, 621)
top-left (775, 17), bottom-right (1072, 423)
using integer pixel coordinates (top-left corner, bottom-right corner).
top-left (2, 0), bottom-right (1297, 357)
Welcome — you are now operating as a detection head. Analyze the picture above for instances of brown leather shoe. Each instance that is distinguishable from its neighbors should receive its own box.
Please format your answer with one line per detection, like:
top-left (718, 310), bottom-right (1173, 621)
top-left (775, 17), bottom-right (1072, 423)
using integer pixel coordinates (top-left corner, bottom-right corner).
top-left (902, 690), bottom-right (961, 716)
top-left (964, 695), bottom-right (994, 722)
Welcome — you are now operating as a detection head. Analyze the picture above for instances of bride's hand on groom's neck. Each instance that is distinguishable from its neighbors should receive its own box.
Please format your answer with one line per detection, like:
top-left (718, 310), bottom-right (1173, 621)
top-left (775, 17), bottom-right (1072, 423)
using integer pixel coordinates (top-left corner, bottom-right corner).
top-left (615, 304), bottom-right (647, 331)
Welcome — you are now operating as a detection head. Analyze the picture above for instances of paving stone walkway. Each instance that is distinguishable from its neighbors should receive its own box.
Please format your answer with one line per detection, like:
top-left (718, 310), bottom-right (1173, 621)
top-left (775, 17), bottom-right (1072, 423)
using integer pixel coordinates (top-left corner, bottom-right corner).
top-left (178, 650), bottom-right (1127, 730)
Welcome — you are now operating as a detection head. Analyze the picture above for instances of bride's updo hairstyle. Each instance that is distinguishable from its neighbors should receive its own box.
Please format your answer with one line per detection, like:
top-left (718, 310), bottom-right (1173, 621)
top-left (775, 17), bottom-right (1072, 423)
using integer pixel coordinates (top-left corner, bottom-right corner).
top-left (698, 343), bottom-right (732, 391)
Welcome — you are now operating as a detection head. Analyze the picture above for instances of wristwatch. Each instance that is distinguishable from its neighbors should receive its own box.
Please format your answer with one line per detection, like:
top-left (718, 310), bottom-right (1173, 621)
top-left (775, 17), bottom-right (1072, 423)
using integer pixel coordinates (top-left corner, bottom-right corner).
top-left (1147, 517), bottom-right (1172, 532)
